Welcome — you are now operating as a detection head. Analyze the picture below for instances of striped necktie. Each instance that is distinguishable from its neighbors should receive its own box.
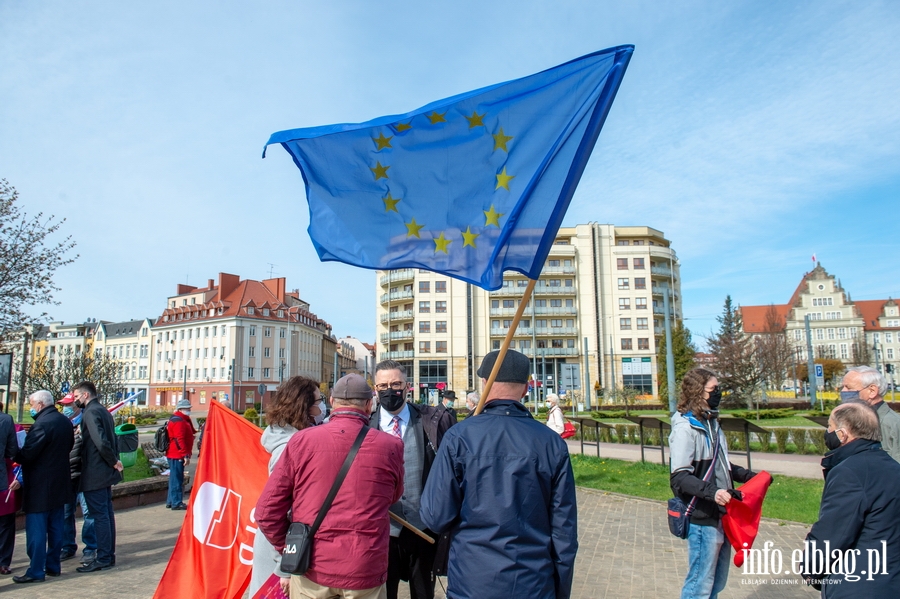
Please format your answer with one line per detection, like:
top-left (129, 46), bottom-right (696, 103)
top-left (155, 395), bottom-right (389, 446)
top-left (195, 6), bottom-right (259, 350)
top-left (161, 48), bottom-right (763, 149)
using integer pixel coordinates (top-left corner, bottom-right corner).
top-left (390, 415), bottom-right (402, 439)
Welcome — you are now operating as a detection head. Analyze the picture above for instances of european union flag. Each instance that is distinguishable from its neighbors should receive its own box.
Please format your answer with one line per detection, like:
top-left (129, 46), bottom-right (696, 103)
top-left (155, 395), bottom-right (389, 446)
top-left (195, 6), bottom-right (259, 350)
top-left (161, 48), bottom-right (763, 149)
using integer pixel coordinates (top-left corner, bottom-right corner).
top-left (265, 46), bottom-right (633, 290)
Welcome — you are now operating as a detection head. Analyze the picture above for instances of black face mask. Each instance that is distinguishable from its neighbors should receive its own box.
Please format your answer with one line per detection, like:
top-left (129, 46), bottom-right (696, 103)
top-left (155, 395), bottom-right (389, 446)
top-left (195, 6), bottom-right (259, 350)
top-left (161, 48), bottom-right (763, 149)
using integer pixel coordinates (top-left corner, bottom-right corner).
top-left (824, 430), bottom-right (842, 451)
top-left (74, 400), bottom-right (85, 409)
top-left (706, 386), bottom-right (722, 410)
top-left (378, 389), bottom-right (405, 413)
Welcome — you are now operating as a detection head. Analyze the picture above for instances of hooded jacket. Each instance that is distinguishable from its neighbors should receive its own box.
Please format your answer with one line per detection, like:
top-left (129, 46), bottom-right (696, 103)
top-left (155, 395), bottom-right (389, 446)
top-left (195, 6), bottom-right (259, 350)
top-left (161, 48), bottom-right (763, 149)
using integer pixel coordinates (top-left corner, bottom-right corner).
top-left (669, 411), bottom-right (755, 526)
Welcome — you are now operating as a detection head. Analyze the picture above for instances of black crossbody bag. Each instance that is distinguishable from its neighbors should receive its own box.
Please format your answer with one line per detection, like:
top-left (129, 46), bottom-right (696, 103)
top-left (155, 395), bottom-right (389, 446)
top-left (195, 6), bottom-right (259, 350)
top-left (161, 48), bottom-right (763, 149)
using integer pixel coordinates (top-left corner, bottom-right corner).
top-left (667, 429), bottom-right (719, 539)
top-left (281, 426), bottom-right (369, 575)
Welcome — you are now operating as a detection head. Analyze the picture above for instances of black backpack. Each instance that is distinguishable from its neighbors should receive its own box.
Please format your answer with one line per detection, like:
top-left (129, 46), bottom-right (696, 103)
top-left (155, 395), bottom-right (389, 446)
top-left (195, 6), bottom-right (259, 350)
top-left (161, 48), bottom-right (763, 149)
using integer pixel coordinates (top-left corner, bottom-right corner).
top-left (154, 415), bottom-right (182, 452)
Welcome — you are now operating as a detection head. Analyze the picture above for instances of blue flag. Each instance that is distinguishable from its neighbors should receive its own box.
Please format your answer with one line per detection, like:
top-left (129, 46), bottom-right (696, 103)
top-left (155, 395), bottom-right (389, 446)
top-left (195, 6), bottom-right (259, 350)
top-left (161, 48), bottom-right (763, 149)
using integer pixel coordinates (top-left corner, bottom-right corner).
top-left (265, 46), bottom-right (633, 290)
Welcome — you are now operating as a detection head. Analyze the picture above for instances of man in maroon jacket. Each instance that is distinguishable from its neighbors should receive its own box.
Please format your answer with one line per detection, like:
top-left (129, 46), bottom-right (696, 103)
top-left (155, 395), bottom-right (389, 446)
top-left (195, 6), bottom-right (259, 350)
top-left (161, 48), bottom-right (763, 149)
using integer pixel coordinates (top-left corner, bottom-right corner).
top-left (256, 374), bottom-right (404, 598)
top-left (165, 399), bottom-right (196, 510)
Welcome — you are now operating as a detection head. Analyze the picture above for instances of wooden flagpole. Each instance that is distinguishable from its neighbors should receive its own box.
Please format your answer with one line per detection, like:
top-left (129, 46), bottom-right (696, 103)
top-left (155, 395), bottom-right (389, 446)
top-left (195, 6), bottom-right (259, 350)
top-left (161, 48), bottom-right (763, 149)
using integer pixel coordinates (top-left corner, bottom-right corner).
top-left (474, 278), bottom-right (538, 415)
top-left (390, 512), bottom-right (436, 544)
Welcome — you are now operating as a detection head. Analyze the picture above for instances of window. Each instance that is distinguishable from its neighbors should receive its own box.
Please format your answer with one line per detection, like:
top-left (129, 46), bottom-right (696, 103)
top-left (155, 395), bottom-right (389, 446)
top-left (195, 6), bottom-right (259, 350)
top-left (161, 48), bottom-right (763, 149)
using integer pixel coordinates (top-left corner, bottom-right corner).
top-left (620, 318), bottom-right (632, 330)
top-left (502, 300), bottom-right (515, 308)
top-left (838, 328), bottom-right (846, 339)
top-left (886, 332), bottom-right (893, 343)
top-left (249, 347), bottom-right (256, 357)
top-left (550, 319), bottom-right (563, 328)
top-left (550, 299), bottom-right (562, 307)
top-left (827, 328), bottom-right (835, 340)
top-left (816, 328), bottom-right (824, 340)
top-left (887, 348), bottom-right (895, 360)
top-left (435, 301), bottom-right (447, 313)
top-left (435, 281), bottom-right (447, 293)
top-left (249, 326), bottom-right (256, 336)
top-left (535, 299), bottom-right (547, 307)
top-left (794, 329), bottom-right (803, 341)
top-left (436, 341), bottom-right (447, 353)
top-left (419, 341), bottom-right (431, 353)
top-left (492, 340), bottom-right (501, 350)
top-left (551, 339), bottom-right (563, 348)
top-left (621, 338), bottom-right (633, 350)
top-left (567, 339), bottom-right (576, 348)
top-left (619, 298), bottom-right (631, 310)
top-left (519, 340), bottom-right (531, 349)
top-left (566, 299), bottom-right (574, 307)
top-left (618, 278), bottom-right (629, 290)
top-left (247, 306), bottom-right (255, 315)
top-left (436, 321), bottom-right (447, 333)
top-left (263, 368), bottom-right (270, 378)
top-left (248, 367), bottom-right (255, 378)
top-left (491, 300), bottom-right (499, 308)
top-left (279, 348), bottom-right (285, 358)
top-left (566, 319), bottom-right (574, 327)
top-left (419, 281), bottom-right (430, 293)
top-left (279, 328), bottom-right (286, 338)
top-left (634, 278), bottom-right (646, 290)
top-left (635, 298), bottom-right (647, 310)
top-left (419, 301), bottom-right (430, 313)
top-left (491, 320), bottom-right (501, 329)
top-left (264, 327), bottom-right (272, 337)
top-left (262, 308), bottom-right (269, 316)
top-left (633, 240), bottom-right (644, 246)
top-left (633, 258), bottom-right (645, 269)
top-left (637, 318), bottom-right (649, 330)
top-left (548, 279), bottom-right (561, 287)
top-left (548, 259), bottom-right (560, 267)
top-left (264, 347), bottom-right (271, 358)
top-left (203, 348), bottom-right (209, 358)
top-left (617, 258), bottom-right (628, 270)
top-left (419, 321), bottom-right (431, 333)
top-left (565, 279), bottom-right (573, 287)
top-left (277, 310), bottom-right (284, 318)
top-left (638, 338), bottom-right (650, 350)
top-left (617, 240), bottom-right (629, 246)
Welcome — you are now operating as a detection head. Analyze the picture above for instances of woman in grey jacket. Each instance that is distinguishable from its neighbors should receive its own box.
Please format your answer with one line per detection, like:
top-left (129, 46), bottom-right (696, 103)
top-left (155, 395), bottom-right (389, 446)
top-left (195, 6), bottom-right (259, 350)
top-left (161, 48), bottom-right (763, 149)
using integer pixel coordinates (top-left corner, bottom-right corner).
top-left (249, 376), bottom-right (325, 596)
top-left (669, 368), bottom-right (755, 599)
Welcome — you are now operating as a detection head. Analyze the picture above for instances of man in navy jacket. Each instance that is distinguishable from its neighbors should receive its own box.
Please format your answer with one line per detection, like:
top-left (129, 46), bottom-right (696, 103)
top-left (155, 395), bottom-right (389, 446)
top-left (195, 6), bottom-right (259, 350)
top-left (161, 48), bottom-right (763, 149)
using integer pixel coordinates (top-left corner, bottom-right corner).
top-left (420, 350), bottom-right (578, 599)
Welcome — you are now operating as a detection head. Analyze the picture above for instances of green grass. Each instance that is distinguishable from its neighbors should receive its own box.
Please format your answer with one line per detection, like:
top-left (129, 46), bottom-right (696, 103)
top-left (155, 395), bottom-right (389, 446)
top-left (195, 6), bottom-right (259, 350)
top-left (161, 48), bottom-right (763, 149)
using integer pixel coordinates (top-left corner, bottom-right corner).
top-left (122, 448), bottom-right (155, 482)
top-left (570, 454), bottom-right (824, 524)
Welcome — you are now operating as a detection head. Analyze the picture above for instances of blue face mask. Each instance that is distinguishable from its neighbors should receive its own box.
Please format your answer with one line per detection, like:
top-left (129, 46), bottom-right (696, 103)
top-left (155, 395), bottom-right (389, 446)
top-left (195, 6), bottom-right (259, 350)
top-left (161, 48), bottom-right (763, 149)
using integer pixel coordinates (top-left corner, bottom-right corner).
top-left (840, 391), bottom-right (861, 403)
top-left (29, 407), bottom-right (38, 418)
top-left (62, 406), bottom-right (76, 418)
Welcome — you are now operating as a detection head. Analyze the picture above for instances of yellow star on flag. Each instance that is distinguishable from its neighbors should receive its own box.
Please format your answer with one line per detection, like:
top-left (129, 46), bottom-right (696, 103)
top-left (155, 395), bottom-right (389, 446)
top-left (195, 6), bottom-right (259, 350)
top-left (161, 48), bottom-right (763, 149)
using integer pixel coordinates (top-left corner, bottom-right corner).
top-left (370, 161), bottom-right (390, 180)
top-left (383, 193), bottom-right (401, 212)
top-left (462, 226), bottom-right (479, 248)
top-left (484, 204), bottom-right (504, 227)
top-left (373, 132), bottom-right (393, 150)
top-left (493, 127), bottom-right (514, 152)
top-left (395, 122), bottom-right (412, 132)
top-left (495, 166), bottom-right (515, 190)
top-left (427, 111), bottom-right (447, 124)
top-left (465, 111), bottom-right (485, 128)
top-left (405, 218), bottom-right (424, 238)
top-left (433, 232), bottom-right (452, 253)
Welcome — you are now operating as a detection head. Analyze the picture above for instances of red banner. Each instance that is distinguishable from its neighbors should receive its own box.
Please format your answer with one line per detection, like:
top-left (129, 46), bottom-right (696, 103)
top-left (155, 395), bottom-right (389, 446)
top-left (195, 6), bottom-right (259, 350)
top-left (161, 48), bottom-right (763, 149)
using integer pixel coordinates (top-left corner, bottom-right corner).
top-left (153, 401), bottom-right (270, 598)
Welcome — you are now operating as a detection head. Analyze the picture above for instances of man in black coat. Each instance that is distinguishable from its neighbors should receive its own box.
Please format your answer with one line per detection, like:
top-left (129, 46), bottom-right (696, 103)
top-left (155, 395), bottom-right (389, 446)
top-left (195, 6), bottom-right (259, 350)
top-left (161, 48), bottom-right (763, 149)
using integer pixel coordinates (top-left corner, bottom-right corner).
top-left (369, 360), bottom-right (455, 599)
top-left (72, 381), bottom-right (122, 573)
top-left (13, 390), bottom-right (75, 583)
top-left (803, 402), bottom-right (900, 597)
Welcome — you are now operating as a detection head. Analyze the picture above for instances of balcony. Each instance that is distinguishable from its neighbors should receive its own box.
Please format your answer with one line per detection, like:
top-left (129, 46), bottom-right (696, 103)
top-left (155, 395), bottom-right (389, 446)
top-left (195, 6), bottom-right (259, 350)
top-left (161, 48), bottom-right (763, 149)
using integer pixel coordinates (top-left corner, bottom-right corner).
top-left (490, 286), bottom-right (531, 297)
top-left (520, 347), bottom-right (579, 357)
top-left (651, 266), bottom-right (674, 278)
top-left (533, 286), bottom-right (576, 296)
top-left (380, 310), bottom-right (414, 324)
top-left (540, 265), bottom-right (576, 275)
top-left (379, 269), bottom-right (415, 287)
top-left (380, 330), bottom-right (415, 343)
top-left (381, 350), bottom-right (414, 360)
top-left (380, 289), bottom-right (414, 304)
top-left (534, 306), bottom-right (577, 316)
top-left (490, 326), bottom-right (578, 337)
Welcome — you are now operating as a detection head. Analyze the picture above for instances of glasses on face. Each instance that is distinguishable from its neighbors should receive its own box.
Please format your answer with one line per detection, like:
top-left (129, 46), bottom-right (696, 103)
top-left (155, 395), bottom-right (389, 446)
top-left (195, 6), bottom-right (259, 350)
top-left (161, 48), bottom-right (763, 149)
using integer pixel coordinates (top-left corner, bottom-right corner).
top-left (373, 381), bottom-right (405, 392)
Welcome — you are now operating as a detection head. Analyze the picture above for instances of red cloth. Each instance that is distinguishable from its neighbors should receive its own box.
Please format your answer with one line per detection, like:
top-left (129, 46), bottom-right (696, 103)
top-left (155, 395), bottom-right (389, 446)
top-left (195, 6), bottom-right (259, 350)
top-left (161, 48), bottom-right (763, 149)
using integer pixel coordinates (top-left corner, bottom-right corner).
top-left (722, 470), bottom-right (774, 567)
top-left (153, 402), bottom-right (270, 599)
top-left (165, 410), bottom-right (197, 459)
top-left (255, 410), bottom-right (404, 591)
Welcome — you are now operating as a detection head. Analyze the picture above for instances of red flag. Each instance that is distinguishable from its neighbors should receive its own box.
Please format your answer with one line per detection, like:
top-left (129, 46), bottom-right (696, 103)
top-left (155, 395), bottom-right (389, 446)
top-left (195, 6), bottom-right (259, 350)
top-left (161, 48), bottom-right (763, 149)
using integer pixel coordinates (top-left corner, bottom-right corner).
top-left (252, 574), bottom-right (290, 599)
top-left (722, 471), bottom-right (774, 567)
top-left (153, 401), bottom-right (270, 598)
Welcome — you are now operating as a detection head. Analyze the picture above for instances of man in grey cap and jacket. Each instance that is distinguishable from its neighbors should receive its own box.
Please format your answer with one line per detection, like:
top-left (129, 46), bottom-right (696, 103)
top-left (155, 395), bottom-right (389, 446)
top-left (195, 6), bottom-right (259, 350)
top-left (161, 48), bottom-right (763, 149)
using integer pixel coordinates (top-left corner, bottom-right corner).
top-left (420, 349), bottom-right (578, 599)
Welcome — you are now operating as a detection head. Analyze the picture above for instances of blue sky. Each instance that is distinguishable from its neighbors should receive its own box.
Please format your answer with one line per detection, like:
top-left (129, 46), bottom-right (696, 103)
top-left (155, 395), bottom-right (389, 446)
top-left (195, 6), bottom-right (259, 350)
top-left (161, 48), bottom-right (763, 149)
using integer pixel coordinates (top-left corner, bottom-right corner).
top-left (2, 1), bottom-right (898, 347)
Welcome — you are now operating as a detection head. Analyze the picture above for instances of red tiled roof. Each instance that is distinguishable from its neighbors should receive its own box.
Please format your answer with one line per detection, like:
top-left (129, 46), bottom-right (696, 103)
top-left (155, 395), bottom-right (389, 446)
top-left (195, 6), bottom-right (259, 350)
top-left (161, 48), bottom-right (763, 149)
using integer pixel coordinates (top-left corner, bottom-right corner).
top-left (741, 304), bottom-right (791, 333)
top-left (856, 299), bottom-right (899, 331)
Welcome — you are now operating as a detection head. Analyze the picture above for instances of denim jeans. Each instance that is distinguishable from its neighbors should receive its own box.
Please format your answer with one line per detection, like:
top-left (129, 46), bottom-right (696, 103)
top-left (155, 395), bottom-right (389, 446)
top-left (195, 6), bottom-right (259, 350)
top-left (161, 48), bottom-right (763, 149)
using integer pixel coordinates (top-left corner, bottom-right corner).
top-left (62, 492), bottom-right (95, 555)
top-left (82, 487), bottom-right (116, 565)
top-left (167, 458), bottom-right (185, 506)
top-left (24, 507), bottom-right (65, 579)
top-left (680, 521), bottom-right (730, 599)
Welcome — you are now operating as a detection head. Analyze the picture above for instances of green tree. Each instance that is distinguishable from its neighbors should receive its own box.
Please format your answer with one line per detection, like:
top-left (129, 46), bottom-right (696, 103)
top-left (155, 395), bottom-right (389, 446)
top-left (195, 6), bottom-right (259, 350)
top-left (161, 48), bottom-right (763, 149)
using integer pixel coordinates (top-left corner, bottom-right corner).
top-left (708, 295), bottom-right (759, 406)
top-left (656, 320), bottom-right (697, 403)
top-left (0, 179), bottom-right (78, 341)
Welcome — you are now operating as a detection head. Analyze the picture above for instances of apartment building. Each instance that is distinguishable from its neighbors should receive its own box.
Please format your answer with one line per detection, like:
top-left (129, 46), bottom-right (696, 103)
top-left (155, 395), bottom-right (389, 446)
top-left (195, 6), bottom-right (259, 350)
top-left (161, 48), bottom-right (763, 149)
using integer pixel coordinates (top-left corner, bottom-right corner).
top-left (91, 319), bottom-right (154, 405)
top-left (375, 223), bottom-right (682, 401)
top-left (150, 273), bottom-right (333, 411)
top-left (742, 263), bottom-right (900, 375)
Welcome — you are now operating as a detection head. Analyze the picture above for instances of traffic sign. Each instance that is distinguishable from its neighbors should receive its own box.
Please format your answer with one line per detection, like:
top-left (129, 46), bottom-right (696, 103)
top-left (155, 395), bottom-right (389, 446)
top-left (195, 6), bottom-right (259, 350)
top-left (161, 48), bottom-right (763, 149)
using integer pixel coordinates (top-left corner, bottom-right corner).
top-left (258, 384), bottom-right (266, 395)
top-left (814, 364), bottom-right (825, 387)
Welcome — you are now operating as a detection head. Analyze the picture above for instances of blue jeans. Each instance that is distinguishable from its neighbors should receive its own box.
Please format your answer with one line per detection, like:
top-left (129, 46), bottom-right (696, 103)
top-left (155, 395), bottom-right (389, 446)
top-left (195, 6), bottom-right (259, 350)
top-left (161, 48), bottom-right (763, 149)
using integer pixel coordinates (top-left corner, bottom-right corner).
top-left (62, 492), bottom-right (96, 555)
top-left (681, 521), bottom-right (730, 599)
top-left (82, 487), bottom-right (116, 565)
top-left (167, 458), bottom-right (185, 506)
top-left (24, 507), bottom-right (65, 579)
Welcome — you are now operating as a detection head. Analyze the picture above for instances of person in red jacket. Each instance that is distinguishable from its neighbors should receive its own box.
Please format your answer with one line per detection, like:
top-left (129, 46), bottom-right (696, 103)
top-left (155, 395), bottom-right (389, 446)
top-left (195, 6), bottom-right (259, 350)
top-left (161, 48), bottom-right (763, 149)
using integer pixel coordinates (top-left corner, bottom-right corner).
top-left (166, 399), bottom-right (196, 510)
top-left (256, 373), bottom-right (404, 598)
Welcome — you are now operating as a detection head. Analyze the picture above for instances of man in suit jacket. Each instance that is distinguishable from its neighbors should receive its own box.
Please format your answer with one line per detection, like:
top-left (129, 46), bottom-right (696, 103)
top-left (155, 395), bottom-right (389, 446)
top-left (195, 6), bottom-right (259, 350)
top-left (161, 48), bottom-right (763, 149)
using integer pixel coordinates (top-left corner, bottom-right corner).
top-left (0, 403), bottom-right (18, 491)
top-left (72, 381), bottom-right (123, 573)
top-left (14, 390), bottom-right (75, 583)
top-left (369, 360), bottom-right (455, 599)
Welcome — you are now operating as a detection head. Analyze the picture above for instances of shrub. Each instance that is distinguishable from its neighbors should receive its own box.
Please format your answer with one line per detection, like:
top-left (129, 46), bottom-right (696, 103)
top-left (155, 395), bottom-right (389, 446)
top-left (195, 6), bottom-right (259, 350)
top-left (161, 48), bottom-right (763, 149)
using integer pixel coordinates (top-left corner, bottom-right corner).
top-left (644, 429), bottom-right (658, 446)
top-left (614, 424), bottom-right (627, 444)
top-left (757, 431), bottom-right (772, 452)
top-left (627, 425), bottom-right (638, 444)
top-left (808, 428), bottom-right (826, 454)
top-left (790, 428), bottom-right (808, 454)
top-left (729, 408), bottom-right (795, 420)
top-left (599, 428), bottom-right (612, 443)
top-left (243, 407), bottom-right (259, 422)
top-left (591, 410), bottom-right (627, 419)
top-left (725, 431), bottom-right (744, 451)
top-left (774, 429), bottom-right (790, 453)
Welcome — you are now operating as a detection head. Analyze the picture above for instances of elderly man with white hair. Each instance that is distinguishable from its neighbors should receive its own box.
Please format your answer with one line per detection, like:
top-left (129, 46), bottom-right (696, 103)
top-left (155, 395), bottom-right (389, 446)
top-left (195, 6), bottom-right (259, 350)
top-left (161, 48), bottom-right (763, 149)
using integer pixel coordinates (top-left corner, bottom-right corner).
top-left (13, 390), bottom-right (75, 583)
top-left (841, 365), bottom-right (900, 463)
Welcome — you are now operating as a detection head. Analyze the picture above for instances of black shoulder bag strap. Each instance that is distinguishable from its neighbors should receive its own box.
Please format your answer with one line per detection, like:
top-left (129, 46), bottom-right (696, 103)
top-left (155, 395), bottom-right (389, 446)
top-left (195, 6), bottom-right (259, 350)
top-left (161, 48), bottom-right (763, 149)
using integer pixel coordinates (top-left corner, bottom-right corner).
top-left (685, 424), bottom-right (720, 518)
top-left (309, 425), bottom-right (369, 536)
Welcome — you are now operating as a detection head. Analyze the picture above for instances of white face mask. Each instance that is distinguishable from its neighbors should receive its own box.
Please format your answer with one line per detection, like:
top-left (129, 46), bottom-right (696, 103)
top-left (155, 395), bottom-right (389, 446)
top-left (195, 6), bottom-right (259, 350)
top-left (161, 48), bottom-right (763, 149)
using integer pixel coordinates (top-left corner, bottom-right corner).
top-left (313, 401), bottom-right (327, 425)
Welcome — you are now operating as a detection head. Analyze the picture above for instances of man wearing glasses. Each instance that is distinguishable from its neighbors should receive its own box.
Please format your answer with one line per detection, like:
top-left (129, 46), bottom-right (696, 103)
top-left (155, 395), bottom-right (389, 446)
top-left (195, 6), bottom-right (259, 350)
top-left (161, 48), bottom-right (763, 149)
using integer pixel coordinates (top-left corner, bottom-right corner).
top-left (841, 366), bottom-right (900, 463)
top-left (369, 360), bottom-right (455, 599)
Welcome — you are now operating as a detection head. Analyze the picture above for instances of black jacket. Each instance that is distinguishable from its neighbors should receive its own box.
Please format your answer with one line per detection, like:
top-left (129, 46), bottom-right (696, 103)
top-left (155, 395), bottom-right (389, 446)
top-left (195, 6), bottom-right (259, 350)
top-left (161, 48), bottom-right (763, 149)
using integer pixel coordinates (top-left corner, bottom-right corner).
top-left (803, 439), bottom-right (900, 597)
top-left (0, 412), bottom-right (18, 492)
top-left (15, 405), bottom-right (74, 513)
top-left (80, 399), bottom-right (123, 491)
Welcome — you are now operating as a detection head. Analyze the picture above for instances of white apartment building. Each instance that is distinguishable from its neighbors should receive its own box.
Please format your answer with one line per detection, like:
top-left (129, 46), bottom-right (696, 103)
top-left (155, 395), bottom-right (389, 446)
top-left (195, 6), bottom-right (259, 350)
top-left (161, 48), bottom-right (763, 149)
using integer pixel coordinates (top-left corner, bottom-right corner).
top-left (375, 223), bottom-right (682, 401)
top-left (91, 319), bottom-right (154, 405)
